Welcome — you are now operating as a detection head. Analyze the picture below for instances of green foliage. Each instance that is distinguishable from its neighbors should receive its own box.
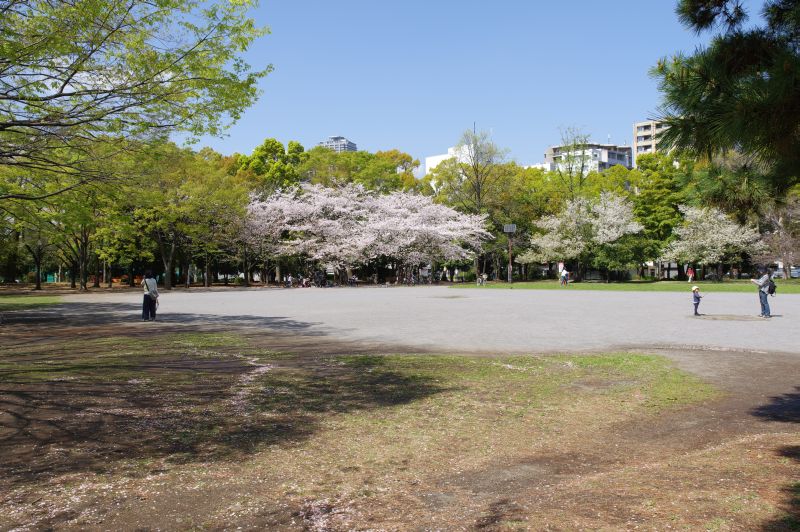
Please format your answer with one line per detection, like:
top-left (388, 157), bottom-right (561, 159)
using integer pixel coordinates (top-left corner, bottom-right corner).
top-left (298, 146), bottom-right (420, 193)
top-left (239, 138), bottom-right (307, 193)
top-left (654, 0), bottom-right (800, 192)
top-left (631, 153), bottom-right (687, 260)
top-left (133, 142), bottom-right (248, 288)
top-left (0, 0), bottom-right (269, 203)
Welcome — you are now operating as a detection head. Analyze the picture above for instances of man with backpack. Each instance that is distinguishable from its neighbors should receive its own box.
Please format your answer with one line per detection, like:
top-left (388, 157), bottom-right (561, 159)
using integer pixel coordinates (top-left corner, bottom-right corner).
top-left (751, 267), bottom-right (775, 318)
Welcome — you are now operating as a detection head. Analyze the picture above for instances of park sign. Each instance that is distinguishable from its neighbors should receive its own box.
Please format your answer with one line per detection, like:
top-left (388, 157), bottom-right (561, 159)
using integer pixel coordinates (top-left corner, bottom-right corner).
top-left (503, 224), bottom-right (517, 234)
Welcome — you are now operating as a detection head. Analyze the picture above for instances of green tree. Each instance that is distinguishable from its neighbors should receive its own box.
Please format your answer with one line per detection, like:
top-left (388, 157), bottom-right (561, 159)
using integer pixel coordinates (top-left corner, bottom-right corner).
top-left (134, 143), bottom-right (247, 289)
top-left (550, 128), bottom-right (593, 201)
top-left (1, 0), bottom-right (269, 201)
top-left (239, 138), bottom-right (307, 194)
top-left (631, 153), bottom-right (686, 264)
top-left (653, 0), bottom-right (800, 192)
top-left (299, 146), bottom-right (419, 193)
top-left (423, 130), bottom-right (506, 276)
top-left (684, 155), bottom-right (773, 225)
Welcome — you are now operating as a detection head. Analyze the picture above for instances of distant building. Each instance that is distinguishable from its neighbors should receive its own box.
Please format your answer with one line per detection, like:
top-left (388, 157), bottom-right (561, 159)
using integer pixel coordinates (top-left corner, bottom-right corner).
top-left (632, 120), bottom-right (667, 166)
top-left (318, 136), bottom-right (357, 153)
top-left (542, 142), bottom-right (632, 174)
top-left (424, 145), bottom-right (470, 175)
top-left (525, 163), bottom-right (554, 171)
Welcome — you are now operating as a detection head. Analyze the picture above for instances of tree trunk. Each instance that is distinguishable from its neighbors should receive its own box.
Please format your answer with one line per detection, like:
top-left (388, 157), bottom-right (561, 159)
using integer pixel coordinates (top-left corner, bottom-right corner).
top-left (128, 264), bottom-right (135, 287)
top-left (106, 262), bottom-right (113, 288)
top-left (34, 258), bottom-right (42, 290)
top-left (163, 255), bottom-right (173, 290)
top-left (242, 244), bottom-right (250, 287)
top-left (156, 237), bottom-right (176, 290)
top-left (70, 262), bottom-right (77, 289)
top-left (2, 229), bottom-right (20, 283)
top-left (204, 253), bottom-right (211, 288)
top-left (77, 241), bottom-right (88, 292)
top-left (93, 257), bottom-right (101, 288)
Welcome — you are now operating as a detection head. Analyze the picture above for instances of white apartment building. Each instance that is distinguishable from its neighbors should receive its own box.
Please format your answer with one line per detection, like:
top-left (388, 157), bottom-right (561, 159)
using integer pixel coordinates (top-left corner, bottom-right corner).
top-left (632, 120), bottom-right (666, 166)
top-left (318, 136), bottom-right (357, 153)
top-left (543, 142), bottom-right (632, 174)
top-left (424, 145), bottom-right (470, 175)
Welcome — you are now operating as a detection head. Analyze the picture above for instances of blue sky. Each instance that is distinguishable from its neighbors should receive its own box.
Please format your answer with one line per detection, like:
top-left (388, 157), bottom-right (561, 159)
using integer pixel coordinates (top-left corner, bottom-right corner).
top-left (196, 1), bottom-right (760, 171)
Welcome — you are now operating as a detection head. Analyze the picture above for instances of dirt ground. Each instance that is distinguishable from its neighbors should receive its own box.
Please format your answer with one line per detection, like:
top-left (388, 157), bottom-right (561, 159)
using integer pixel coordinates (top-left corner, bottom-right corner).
top-left (1, 306), bottom-right (799, 531)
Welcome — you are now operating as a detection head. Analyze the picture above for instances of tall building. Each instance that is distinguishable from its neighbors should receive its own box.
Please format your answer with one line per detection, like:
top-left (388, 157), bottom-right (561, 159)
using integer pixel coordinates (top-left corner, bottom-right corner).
top-left (632, 120), bottom-right (666, 166)
top-left (318, 136), bottom-right (357, 153)
top-left (424, 145), bottom-right (470, 175)
top-left (542, 142), bottom-right (632, 174)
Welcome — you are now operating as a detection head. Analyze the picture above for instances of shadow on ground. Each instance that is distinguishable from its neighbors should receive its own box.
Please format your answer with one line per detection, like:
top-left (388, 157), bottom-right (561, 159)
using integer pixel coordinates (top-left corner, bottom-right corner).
top-left (0, 348), bottom-right (447, 488)
top-left (751, 387), bottom-right (800, 423)
top-left (2, 302), bottom-right (328, 336)
top-left (761, 446), bottom-right (800, 531)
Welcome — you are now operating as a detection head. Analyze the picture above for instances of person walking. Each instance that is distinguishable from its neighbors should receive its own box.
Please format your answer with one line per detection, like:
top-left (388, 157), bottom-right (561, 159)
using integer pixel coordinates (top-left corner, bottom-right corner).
top-left (141, 270), bottom-right (159, 321)
top-left (691, 285), bottom-right (702, 316)
top-left (751, 268), bottom-right (773, 318)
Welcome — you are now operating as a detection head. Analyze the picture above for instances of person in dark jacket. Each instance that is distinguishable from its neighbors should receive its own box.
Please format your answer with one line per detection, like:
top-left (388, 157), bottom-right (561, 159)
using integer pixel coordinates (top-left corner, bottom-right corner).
top-left (141, 270), bottom-right (159, 321)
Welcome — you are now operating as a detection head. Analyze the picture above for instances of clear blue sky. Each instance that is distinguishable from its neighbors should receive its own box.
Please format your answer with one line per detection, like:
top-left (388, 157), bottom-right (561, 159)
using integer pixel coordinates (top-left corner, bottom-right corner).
top-left (196, 0), bottom-right (760, 171)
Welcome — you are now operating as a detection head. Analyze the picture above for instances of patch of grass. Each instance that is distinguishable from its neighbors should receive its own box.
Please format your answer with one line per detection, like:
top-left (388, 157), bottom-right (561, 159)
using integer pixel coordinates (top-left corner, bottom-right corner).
top-left (165, 333), bottom-right (248, 349)
top-left (550, 353), bottom-right (718, 408)
top-left (454, 279), bottom-right (800, 294)
top-left (0, 294), bottom-right (61, 310)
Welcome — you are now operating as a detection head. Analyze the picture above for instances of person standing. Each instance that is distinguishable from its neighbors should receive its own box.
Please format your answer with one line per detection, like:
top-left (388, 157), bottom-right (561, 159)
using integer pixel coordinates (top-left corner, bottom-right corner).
top-left (141, 270), bottom-right (159, 321)
top-left (687, 266), bottom-right (695, 283)
top-left (691, 285), bottom-right (702, 316)
top-left (751, 268), bottom-right (772, 318)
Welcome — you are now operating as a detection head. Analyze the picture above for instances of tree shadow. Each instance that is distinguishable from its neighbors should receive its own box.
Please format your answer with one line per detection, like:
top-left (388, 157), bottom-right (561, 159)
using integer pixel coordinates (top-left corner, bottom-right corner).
top-left (2, 301), bottom-right (328, 334)
top-left (750, 387), bottom-right (800, 423)
top-left (760, 446), bottom-right (800, 531)
top-left (0, 353), bottom-right (449, 488)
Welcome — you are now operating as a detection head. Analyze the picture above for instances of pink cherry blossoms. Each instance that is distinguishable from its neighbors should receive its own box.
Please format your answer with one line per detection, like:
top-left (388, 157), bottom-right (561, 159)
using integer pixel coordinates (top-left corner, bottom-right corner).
top-left (245, 184), bottom-right (491, 270)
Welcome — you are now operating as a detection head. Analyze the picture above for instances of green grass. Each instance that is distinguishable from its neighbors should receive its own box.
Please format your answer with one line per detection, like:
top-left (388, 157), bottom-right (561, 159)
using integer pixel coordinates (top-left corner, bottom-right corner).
top-left (454, 279), bottom-right (800, 293)
top-left (0, 294), bottom-right (61, 310)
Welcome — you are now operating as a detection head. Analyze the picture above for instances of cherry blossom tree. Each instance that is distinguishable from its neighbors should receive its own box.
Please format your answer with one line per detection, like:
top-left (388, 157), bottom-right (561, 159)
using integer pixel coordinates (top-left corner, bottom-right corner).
top-left (661, 205), bottom-right (763, 269)
top-left (244, 184), bottom-right (491, 280)
top-left (518, 193), bottom-right (643, 279)
top-left (368, 192), bottom-right (489, 265)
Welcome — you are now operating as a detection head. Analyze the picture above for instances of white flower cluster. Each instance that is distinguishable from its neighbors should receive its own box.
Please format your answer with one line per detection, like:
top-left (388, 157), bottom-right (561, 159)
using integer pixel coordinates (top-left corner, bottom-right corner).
top-left (661, 205), bottom-right (763, 265)
top-left (245, 184), bottom-right (492, 269)
top-left (520, 193), bottom-right (643, 263)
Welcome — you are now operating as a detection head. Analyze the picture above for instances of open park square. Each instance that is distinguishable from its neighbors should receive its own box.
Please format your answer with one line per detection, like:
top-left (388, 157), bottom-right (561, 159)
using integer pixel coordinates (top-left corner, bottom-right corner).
top-left (1, 285), bottom-right (799, 530)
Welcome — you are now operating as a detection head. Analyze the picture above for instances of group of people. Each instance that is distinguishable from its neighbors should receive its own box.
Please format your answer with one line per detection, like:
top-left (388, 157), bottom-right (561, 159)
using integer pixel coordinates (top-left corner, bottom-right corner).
top-left (690, 267), bottom-right (776, 318)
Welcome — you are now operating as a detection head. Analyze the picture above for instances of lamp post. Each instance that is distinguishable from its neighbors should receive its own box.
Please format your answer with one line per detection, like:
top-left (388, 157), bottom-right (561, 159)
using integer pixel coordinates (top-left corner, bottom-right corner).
top-left (503, 224), bottom-right (516, 284)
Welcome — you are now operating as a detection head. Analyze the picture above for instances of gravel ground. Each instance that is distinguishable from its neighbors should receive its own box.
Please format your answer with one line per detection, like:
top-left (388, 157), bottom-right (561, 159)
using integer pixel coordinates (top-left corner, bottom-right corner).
top-left (54, 285), bottom-right (799, 355)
